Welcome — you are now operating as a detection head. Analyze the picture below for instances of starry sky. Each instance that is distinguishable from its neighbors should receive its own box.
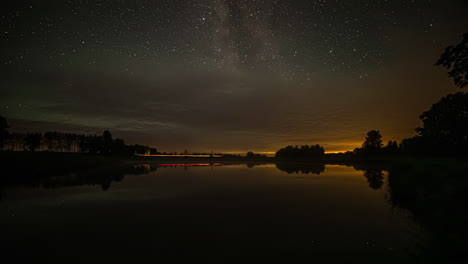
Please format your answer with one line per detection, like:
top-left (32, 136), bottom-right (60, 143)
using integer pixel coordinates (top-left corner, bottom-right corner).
top-left (1, 0), bottom-right (467, 154)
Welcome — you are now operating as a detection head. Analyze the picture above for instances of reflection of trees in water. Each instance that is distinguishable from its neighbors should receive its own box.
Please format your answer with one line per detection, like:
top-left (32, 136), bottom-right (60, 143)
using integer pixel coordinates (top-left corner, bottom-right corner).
top-left (39, 170), bottom-right (129, 191)
top-left (350, 162), bottom-right (390, 190)
top-left (349, 160), bottom-right (468, 262)
top-left (0, 163), bottom-right (157, 197)
top-left (275, 163), bottom-right (325, 175)
top-left (46, 164), bottom-right (157, 191)
top-left (387, 163), bottom-right (468, 263)
top-left (363, 169), bottom-right (385, 190)
top-left (274, 160), bottom-right (468, 262)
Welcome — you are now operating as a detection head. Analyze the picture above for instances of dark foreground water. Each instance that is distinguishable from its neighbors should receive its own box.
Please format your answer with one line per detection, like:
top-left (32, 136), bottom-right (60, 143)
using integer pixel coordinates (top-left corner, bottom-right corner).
top-left (0, 162), bottom-right (466, 263)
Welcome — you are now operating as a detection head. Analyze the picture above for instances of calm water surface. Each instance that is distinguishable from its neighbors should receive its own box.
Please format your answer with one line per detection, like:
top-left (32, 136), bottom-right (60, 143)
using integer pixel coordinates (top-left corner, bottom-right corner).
top-left (1, 164), bottom-right (424, 262)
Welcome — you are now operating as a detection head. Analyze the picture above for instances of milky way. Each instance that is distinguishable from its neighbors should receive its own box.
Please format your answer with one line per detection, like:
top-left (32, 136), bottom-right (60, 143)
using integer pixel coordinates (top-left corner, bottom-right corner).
top-left (1, 0), bottom-right (467, 153)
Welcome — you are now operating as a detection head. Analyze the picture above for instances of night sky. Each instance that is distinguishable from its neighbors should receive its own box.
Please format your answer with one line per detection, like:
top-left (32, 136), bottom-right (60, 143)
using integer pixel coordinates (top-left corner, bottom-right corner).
top-left (1, 0), bottom-right (467, 154)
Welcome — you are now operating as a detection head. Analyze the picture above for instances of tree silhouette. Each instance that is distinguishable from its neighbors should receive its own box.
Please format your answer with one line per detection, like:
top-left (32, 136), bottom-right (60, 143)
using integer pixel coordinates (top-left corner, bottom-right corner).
top-left (416, 92), bottom-right (468, 155)
top-left (0, 116), bottom-right (8, 150)
top-left (362, 130), bottom-right (383, 153)
top-left (24, 133), bottom-right (42, 152)
top-left (102, 130), bottom-right (113, 154)
top-left (384, 140), bottom-right (399, 155)
top-left (436, 33), bottom-right (468, 89)
top-left (112, 138), bottom-right (126, 154)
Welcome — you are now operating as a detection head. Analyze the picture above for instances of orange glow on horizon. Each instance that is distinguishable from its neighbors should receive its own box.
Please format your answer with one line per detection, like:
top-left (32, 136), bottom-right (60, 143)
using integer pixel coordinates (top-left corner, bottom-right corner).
top-left (157, 163), bottom-right (223, 166)
top-left (325, 150), bottom-right (352, 154)
top-left (137, 154), bottom-right (223, 158)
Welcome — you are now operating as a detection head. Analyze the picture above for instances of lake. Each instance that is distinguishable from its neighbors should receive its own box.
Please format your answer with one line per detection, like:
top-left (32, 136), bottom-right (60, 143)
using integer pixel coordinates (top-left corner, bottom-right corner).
top-left (0, 162), bottom-right (464, 263)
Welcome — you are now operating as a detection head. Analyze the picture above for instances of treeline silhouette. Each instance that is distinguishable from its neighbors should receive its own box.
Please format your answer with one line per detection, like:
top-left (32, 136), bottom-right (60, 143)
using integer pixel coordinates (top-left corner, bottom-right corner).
top-left (245, 151), bottom-right (268, 160)
top-left (274, 34), bottom-right (468, 159)
top-left (0, 120), bottom-right (157, 155)
top-left (351, 130), bottom-right (401, 156)
top-left (275, 145), bottom-right (325, 159)
top-left (350, 91), bottom-right (468, 157)
top-left (275, 88), bottom-right (467, 159)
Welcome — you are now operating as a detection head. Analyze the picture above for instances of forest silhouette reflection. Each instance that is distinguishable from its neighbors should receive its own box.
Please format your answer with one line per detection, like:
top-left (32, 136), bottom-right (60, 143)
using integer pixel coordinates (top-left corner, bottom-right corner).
top-left (387, 161), bottom-right (468, 263)
top-left (0, 157), bottom-right (467, 263)
top-left (275, 162), bottom-right (326, 175)
top-left (1, 159), bottom-right (386, 193)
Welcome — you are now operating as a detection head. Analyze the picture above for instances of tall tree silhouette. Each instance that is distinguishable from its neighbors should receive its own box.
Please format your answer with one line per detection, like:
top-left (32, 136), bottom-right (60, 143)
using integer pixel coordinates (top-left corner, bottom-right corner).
top-left (436, 33), bottom-right (468, 88)
top-left (0, 116), bottom-right (8, 150)
top-left (362, 130), bottom-right (383, 153)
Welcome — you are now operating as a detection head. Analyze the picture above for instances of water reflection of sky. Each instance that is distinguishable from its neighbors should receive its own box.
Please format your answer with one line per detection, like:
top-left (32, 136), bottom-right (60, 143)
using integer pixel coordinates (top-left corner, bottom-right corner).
top-left (0, 164), bottom-right (421, 263)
